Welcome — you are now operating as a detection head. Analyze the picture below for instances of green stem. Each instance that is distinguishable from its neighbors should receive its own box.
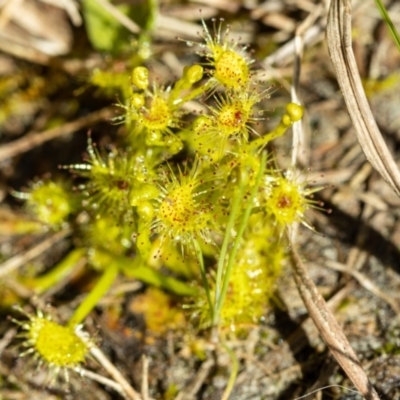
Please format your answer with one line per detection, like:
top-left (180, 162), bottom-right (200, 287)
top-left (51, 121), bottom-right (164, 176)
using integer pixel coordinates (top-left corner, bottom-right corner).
top-left (32, 248), bottom-right (86, 294)
top-left (374, 0), bottom-right (400, 53)
top-left (174, 81), bottom-right (212, 108)
top-left (249, 103), bottom-right (304, 151)
top-left (68, 262), bottom-right (119, 327)
top-left (213, 177), bottom-right (246, 327)
top-left (221, 342), bottom-right (239, 400)
top-left (214, 152), bottom-right (267, 326)
top-left (249, 120), bottom-right (291, 151)
top-left (114, 250), bottom-right (197, 296)
top-left (192, 238), bottom-right (213, 322)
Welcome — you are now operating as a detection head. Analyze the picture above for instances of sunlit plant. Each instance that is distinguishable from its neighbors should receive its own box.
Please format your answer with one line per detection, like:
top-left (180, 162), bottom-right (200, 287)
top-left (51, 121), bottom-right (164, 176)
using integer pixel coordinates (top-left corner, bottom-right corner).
top-left (11, 20), bottom-right (324, 388)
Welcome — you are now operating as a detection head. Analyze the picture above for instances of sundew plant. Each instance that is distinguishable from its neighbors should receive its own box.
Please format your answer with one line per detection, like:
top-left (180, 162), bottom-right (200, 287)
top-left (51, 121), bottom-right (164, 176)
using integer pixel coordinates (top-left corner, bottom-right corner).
top-left (10, 18), bottom-right (323, 387)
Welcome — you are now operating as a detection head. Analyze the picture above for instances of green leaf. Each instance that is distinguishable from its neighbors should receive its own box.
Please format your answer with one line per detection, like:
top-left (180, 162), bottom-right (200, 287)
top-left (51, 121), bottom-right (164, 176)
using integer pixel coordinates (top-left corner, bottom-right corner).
top-left (82, 0), bottom-right (130, 53)
top-left (374, 0), bottom-right (400, 54)
top-left (92, 248), bottom-right (197, 296)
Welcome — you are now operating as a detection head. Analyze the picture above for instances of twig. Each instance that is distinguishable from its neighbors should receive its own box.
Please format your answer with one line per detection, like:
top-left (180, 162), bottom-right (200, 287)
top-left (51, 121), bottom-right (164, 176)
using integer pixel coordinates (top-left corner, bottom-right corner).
top-left (0, 0), bottom-right (22, 29)
top-left (0, 35), bottom-right (103, 73)
top-left (262, 24), bottom-right (323, 67)
top-left (325, 260), bottom-right (400, 315)
top-left (0, 228), bottom-right (71, 279)
top-left (285, 282), bottom-right (355, 356)
top-left (0, 328), bottom-right (16, 357)
top-left (88, 341), bottom-right (142, 400)
top-left (174, 359), bottom-right (214, 400)
top-left (77, 367), bottom-right (126, 396)
top-left (326, 0), bottom-right (400, 198)
top-left (289, 238), bottom-right (380, 400)
top-left (40, 0), bottom-right (82, 26)
top-left (141, 355), bottom-right (149, 400)
top-left (0, 107), bottom-right (114, 162)
top-left (156, 14), bottom-right (204, 39)
top-left (94, 0), bottom-right (140, 34)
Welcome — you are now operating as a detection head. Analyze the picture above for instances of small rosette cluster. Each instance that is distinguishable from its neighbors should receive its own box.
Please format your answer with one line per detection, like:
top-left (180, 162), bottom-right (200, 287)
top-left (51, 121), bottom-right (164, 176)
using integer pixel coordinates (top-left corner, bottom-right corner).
top-left (13, 308), bottom-right (89, 380)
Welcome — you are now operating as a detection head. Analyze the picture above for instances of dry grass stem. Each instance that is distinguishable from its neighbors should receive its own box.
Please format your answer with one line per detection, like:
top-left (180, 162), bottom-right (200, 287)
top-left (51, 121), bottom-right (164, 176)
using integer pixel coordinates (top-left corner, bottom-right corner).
top-left (141, 355), bottom-right (149, 400)
top-left (0, 328), bottom-right (16, 357)
top-left (0, 36), bottom-right (102, 72)
top-left (290, 3), bottom-right (323, 166)
top-left (289, 240), bottom-right (380, 400)
top-left (326, 0), bottom-right (400, 198)
top-left (263, 24), bottom-right (324, 67)
top-left (0, 107), bottom-right (114, 162)
top-left (0, 228), bottom-right (71, 279)
top-left (77, 367), bottom-right (127, 397)
top-left (86, 339), bottom-right (143, 400)
top-left (174, 359), bottom-right (214, 400)
top-left (285, 282), bottom-right (355, 356)
top-left (325, 260), bottom-right (400, 315)
top-left (93, 0), bottom-right (140, 34)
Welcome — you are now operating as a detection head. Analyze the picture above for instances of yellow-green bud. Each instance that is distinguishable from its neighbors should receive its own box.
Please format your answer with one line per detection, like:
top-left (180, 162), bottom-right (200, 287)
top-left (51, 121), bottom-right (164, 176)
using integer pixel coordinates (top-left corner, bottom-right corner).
top-left (286, 103), bottom-right (304, 122)
top-left (184, 65), bottom-right (203, 84)
top-left (137, 201), bottom-right (154, 221)
top-left (281, 114), bottom-right (293, 127)
top-left (132, 66), bottom-right (149, 90)
top-left (131, 93), bottom-right (145, 109)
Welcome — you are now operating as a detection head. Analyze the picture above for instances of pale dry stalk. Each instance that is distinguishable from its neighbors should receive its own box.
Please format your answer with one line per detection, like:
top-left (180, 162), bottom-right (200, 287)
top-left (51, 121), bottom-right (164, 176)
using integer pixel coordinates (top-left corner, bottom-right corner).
top-left (289, 242), bottom-right (380, 400)
top-left (326, 0), bottom-right (400, 197)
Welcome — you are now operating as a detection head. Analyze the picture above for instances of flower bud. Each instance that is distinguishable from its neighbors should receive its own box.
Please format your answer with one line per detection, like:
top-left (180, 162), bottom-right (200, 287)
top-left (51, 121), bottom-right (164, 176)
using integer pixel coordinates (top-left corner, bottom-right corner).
top-left (132, 66), bottom-right (149, 90)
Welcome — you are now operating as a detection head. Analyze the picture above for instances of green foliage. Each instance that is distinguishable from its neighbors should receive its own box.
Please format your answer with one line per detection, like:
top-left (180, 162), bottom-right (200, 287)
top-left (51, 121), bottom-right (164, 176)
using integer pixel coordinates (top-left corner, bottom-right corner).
top-left (82, 0), bottom-right (131, 54)
top-left (82, 0), bottom-right (156, 56)
top-left (15, 19), bottom-right (323, 343)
